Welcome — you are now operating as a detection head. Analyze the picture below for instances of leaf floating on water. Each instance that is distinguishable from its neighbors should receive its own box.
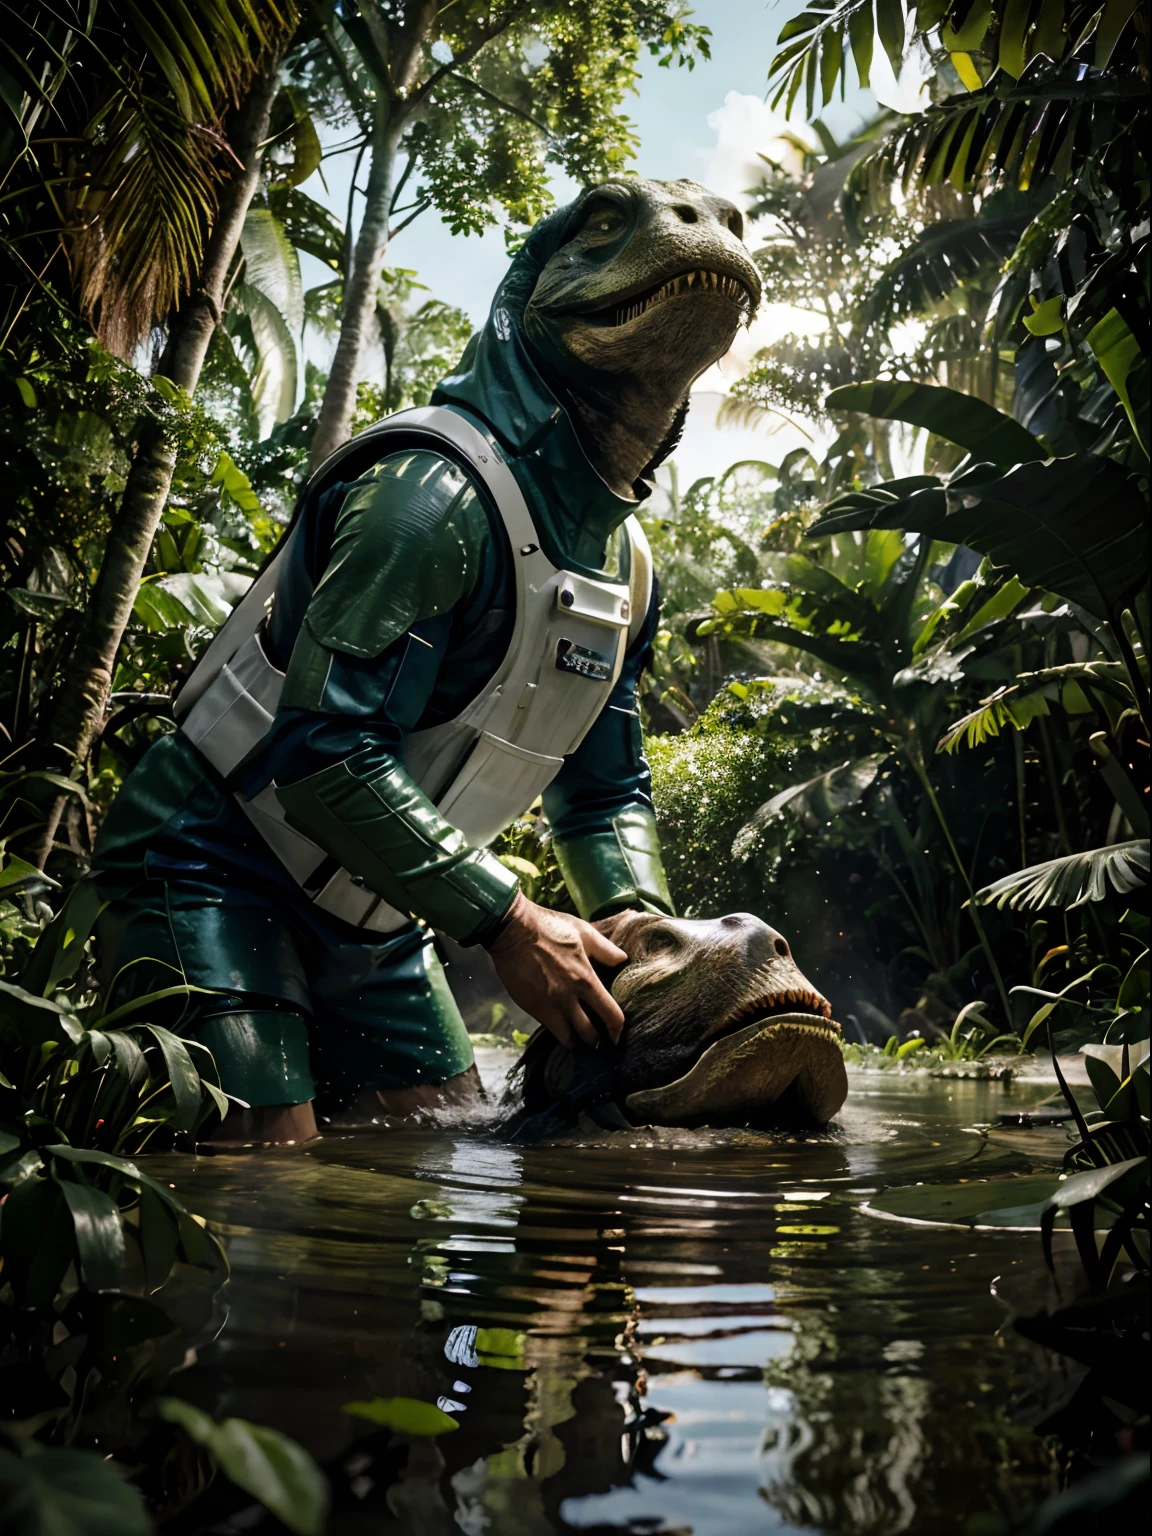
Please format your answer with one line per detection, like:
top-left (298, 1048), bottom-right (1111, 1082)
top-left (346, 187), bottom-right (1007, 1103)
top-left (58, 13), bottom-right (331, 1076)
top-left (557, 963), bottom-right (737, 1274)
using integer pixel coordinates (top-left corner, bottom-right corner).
top-left (864, 1176), bottom-right (1064, 1227)
top-left (341, 1397), bottom-right (459, 1435)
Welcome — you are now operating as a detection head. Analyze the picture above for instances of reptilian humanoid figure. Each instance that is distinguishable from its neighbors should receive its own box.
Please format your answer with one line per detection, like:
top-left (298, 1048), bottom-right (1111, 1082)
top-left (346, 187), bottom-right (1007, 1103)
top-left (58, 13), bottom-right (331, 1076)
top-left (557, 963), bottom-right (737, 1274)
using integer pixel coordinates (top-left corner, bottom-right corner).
top-left (93, 178), bottom-right (762, 1144)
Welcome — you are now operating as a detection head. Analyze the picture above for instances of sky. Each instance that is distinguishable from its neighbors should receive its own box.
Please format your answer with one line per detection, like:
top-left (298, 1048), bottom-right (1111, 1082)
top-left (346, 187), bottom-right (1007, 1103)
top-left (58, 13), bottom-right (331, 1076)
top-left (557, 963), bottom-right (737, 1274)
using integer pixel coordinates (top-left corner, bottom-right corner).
top-left (297, 1), bottom-right (928, 491)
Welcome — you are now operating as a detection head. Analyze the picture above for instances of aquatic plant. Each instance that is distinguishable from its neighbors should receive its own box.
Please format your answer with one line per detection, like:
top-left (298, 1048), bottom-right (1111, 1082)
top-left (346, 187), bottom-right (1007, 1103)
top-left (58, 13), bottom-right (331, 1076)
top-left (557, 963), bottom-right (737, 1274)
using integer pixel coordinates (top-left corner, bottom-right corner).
top-left (0, 882), bottom-right (330, 1533)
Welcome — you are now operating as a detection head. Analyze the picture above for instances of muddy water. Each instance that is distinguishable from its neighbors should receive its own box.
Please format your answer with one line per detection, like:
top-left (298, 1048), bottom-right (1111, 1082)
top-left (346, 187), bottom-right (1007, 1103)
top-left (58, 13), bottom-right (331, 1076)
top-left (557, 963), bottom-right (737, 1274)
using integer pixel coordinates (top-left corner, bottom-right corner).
top-left (156, 1063), bottom-right (1065, 1535)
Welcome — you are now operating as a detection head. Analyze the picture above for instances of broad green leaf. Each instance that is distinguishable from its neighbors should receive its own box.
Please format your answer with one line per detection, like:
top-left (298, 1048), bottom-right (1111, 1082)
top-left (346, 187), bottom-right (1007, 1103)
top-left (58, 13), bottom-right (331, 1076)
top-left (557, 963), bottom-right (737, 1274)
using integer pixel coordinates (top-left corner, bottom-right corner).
top-left (156, 1400), bottom-right (327, 1536)
top-left (1086, 308), bottom-right (1147, 454)
top-left (1084, 1053), bottom-right (1121, 1110)
top-left (1049, 1156), bottom-right (1146, 1209)
top-left (0, 1448), bottom-right (150, 1536)
top-left (997, 0), bottom-right (1032, 77)
top-left (0, 1175), bottom-right (74, 1307)
top-left (133, 580), bottom-right (200, 633)
top-left (825, 380), bottom-right (1045, 463)
top-left (275, 87), bottom-right (322, 188)
top-left (875, 0), bottom-right (907, 72)
top-left (268, 187), bottom-right (345, 272)
top-left (1022, 295), bottom-right (1064, 336)
top-left (210, 450), bottom-right (262, 514)
top-left (81, 1294), bottom-right (176, 1374)
top-left (22, 878), bottom-right (104, 995)
top-left (138, 1184), bottom-right (181, 1292)
top-left (951, 575), bottom-right (1031, 645)
top-left (819, 24), bottom-right (842, 104)
top-left (811, 454), bottom-right (1148, 620)
top-left (975, 841), bottom-right (1149, 910)
top-left (949, 51), bottom-right (983, 90)
top-left (55, 1177), bottom-right (126, 1292)
top-left (341, 1396), bottom-right (459, 1435)
top-left (848, 1), bottom-right (873, 85)
top-left (0, 856), bottom-right (46, 893)
top-left (0, 981), bottom-right (84, 1049)
top-left (4, 588), bottom-right (66, 619)
top-left (1094, 0), bottom-right (1141, 66)
top-left (235, 280), bottom-right (300, 440)
top-left (138, 1025), bottom-right (203, 1132)
top-left (941, 0), bottom-right (991, 49)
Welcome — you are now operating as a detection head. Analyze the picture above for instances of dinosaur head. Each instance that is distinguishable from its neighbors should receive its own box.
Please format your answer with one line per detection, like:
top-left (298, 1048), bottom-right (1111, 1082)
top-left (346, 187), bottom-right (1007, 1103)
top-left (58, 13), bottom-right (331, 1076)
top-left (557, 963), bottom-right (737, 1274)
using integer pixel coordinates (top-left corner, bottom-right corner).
top-left (510, 911), bottom-right (847, 1138)
top-left (523, 178), bottom-right (762, 497)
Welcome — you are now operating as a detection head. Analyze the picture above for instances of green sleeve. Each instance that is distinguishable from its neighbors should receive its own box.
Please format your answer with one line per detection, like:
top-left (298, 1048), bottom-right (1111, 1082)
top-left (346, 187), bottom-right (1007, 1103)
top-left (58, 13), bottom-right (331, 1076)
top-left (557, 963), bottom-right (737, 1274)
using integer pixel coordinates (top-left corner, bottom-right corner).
top-left (276, 747), bottom-right (518, 946)
top-left (281, 449), bottom-right (488, 710)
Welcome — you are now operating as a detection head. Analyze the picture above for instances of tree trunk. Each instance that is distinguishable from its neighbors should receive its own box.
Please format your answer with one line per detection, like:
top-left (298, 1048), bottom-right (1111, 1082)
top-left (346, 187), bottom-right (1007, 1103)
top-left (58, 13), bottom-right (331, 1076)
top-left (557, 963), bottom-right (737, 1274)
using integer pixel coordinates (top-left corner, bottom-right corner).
top-left (308, 105), bottom-right (401, 468)
top-left (31, 61), bottom-right (283, 869)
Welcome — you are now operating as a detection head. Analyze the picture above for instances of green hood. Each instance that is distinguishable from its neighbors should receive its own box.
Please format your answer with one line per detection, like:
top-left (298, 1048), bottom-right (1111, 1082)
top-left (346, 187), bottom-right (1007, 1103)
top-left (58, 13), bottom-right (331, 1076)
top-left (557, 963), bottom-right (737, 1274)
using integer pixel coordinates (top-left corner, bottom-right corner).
top-left (432, 193), bottom-right (647, 577)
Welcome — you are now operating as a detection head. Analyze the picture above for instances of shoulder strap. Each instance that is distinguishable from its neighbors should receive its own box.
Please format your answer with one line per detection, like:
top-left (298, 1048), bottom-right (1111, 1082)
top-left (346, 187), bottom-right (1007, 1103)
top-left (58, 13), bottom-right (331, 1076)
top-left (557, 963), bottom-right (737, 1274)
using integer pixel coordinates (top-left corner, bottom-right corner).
top-left (172, 405), bottom-right (537, 721)
top-left (625, 515), bottom-right (654, 650)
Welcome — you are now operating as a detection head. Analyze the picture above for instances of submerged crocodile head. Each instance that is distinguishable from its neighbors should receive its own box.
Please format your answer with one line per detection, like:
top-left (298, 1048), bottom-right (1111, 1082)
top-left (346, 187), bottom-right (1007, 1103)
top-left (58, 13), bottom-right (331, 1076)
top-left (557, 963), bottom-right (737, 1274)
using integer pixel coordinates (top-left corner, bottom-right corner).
top-left (510, 911), bottom-right (847, 1139)
top-left (523, 178), bottom-right (762, 498)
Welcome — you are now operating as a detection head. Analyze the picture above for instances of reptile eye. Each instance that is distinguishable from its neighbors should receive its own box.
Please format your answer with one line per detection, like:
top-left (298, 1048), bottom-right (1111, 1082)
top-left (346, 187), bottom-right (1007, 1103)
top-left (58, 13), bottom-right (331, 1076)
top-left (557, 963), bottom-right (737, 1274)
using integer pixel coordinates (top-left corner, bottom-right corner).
top-left (645, 928), bottom-right (681, 956)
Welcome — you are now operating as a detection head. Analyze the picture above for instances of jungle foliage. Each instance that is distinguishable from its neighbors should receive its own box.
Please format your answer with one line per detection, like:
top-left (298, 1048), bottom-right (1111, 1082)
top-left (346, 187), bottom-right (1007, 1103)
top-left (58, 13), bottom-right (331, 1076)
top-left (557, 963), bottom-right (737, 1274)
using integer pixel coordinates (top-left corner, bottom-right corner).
top-left (0, 0), bottom-right (1148, 1527)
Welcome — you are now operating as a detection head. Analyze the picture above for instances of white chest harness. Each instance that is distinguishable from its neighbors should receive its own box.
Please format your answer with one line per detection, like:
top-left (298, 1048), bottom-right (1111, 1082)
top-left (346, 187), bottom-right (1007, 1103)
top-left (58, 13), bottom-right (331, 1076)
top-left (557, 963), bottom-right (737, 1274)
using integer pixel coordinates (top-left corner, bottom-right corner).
top-left (173, 406), bottom-right (652, 934)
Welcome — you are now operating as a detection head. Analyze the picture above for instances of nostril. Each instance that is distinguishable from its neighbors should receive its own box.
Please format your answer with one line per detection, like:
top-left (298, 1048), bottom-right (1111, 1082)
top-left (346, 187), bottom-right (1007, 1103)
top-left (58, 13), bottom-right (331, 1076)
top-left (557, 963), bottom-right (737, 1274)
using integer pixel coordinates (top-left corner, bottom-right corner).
top-left (726, 210), bottom-right (744, 239)
top-left (673, 205), bottom-right (698, 223)
top-left (774, 938), bottom-right (790, 957)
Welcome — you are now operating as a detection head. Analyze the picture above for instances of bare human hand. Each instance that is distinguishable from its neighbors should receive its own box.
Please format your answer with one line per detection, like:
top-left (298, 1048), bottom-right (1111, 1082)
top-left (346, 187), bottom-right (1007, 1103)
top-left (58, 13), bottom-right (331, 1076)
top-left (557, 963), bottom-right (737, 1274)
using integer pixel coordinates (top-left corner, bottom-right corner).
top-left (484, 890), bottom-right (628, 1049)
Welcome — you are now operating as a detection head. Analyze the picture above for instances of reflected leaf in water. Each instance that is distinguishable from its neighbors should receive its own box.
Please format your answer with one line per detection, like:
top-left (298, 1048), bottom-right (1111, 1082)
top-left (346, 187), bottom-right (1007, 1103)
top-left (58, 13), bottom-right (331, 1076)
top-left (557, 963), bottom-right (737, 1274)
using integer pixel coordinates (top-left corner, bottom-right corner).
top-left (342, 1396), bottom-right (459, 1435)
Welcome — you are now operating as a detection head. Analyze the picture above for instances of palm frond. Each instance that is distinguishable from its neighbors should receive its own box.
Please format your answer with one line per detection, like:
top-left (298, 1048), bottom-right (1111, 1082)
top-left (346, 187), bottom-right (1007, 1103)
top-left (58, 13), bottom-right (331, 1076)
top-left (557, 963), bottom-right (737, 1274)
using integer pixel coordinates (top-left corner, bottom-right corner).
top-left (766, 2), bottom-right (1145, 120)
top-left (975, 840), bottom-right (1149, 910)
top-left (860, 207), bottom-right (1037, 326)
top-left (68, 86), bottom-right (223, 354)
top-left (867, 69), bottom-right (1145, 198)
top-left (734, 752), bottom-right (890, 859)
top-left (938, 681), bottom-right (1052, 753)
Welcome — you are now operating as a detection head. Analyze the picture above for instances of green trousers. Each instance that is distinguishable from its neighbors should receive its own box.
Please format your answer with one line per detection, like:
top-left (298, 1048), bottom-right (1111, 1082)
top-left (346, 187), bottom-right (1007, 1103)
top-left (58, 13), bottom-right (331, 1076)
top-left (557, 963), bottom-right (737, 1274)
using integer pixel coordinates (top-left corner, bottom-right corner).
top-left (95, 877), bottom-right (474, 1110)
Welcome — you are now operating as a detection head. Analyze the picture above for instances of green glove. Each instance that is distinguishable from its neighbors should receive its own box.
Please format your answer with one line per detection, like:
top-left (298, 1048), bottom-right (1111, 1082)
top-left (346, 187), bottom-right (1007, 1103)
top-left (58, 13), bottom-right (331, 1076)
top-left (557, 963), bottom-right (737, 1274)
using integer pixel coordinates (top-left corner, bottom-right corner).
top-left (553, 806), bottom-right (675, 921)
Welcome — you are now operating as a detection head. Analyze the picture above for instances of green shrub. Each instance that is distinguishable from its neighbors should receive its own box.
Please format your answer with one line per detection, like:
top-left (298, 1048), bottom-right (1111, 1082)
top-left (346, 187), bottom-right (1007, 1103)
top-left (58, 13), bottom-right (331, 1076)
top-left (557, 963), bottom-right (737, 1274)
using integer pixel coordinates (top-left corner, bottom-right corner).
top-left (648, 699), bottom-right (789, 917)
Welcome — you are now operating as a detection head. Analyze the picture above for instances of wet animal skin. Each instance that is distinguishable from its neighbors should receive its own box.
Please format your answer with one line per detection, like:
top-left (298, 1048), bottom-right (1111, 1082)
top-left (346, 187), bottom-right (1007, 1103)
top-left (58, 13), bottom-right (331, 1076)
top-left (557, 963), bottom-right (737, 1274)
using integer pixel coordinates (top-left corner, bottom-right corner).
top-left (514, 911), bottom-right (848, 1132)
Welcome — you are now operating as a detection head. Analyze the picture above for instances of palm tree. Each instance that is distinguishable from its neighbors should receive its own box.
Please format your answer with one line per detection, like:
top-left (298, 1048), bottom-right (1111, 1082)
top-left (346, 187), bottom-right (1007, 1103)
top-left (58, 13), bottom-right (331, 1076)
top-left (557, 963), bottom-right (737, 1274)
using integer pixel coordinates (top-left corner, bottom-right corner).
top-left (1, 1), bottom-right (301, 867)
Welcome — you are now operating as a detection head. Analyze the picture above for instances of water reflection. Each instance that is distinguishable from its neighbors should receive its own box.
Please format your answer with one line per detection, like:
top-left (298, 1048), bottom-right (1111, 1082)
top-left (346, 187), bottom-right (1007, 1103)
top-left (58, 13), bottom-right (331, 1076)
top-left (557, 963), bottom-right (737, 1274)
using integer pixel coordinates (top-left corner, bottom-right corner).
top-left (152, 1072), bottom-right (1059, 1534)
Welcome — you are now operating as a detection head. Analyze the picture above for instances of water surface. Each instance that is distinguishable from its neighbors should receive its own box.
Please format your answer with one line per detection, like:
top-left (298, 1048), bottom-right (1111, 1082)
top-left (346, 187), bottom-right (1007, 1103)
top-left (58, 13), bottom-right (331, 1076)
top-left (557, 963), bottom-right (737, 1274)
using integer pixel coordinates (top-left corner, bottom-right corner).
top-left (157, 1063), bottom-right (1063, 1534)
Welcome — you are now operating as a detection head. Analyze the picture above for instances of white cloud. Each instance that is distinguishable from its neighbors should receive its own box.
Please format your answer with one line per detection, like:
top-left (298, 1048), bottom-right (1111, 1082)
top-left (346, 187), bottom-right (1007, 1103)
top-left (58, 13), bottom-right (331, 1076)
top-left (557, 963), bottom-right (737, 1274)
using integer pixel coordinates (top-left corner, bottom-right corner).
top-left (867, 39), bottom-right (933, 115)
top-left (697, 91), bottom-right (813, 208)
